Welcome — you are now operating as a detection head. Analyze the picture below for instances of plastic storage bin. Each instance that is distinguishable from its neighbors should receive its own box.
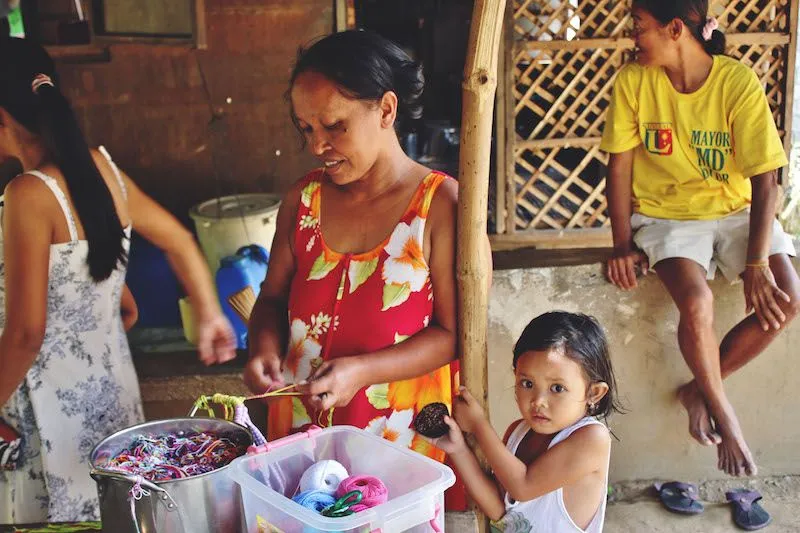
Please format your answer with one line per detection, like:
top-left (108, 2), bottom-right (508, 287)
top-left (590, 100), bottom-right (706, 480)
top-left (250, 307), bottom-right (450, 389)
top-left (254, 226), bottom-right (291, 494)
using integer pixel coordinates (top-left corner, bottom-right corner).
top-left (228, 426), bottom-right (455, 533)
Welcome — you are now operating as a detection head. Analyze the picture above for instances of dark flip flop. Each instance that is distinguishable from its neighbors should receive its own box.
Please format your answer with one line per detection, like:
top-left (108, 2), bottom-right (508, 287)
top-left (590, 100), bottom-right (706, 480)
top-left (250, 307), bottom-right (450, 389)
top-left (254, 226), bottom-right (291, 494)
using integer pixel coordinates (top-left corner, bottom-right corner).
top-left (654, 481), bottom-right (704, 515)
top-left (727, 489), bottom-right (772, 530)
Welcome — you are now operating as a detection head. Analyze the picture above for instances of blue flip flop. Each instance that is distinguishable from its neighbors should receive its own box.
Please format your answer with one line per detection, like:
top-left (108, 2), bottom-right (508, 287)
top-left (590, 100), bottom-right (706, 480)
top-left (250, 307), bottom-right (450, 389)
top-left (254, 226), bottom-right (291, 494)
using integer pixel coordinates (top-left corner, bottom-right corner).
top-left (727, 489), bottom-right (772, 530)
top-left (654, 481), bottom-right (704, 515)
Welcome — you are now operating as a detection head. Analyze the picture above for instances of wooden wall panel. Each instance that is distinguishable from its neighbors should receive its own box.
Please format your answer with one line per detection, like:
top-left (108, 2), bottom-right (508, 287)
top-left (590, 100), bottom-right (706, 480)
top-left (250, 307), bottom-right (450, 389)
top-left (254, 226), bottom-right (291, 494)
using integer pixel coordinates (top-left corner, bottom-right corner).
top-left (54, 0), bottom-right (331, 222)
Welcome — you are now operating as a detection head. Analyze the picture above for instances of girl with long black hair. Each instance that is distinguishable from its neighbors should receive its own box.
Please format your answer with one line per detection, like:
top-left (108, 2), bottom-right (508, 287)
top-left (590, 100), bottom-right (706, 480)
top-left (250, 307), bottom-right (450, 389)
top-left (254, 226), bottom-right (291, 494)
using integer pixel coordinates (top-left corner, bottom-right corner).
top-left (0, 37), bottom-right (236, 522)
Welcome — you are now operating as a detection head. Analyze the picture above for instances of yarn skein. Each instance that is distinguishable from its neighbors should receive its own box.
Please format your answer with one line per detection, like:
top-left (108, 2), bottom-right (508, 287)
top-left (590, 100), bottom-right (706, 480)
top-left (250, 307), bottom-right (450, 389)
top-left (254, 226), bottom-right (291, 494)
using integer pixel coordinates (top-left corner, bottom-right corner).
top-left (299, 459), bottom-right (350, 494)
top-left (335, 475), bottom-right (389, 513)
top-left (292, 490), bottom-right (337, 513)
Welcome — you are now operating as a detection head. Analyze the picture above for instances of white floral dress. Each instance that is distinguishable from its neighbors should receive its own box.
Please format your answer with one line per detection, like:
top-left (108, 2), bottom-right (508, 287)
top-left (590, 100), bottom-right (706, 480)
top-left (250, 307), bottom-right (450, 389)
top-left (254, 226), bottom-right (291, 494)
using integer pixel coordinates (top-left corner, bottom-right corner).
top-left (0, 158), bottom-right (143, 523)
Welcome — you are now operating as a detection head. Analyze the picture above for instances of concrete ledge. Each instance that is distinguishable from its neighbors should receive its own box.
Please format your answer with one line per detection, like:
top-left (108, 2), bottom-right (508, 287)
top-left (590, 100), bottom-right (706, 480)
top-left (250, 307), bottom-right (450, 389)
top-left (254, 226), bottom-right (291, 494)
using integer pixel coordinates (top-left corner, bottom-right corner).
top-left (489, 259), bottom-right (800, 482)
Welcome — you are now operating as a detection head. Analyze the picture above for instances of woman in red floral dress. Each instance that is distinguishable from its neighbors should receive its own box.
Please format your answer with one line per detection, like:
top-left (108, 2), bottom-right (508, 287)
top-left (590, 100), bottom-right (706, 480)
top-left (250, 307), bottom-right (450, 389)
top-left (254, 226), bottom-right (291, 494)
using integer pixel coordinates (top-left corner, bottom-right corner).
top-left (244, 30), bottom-right (480, 470)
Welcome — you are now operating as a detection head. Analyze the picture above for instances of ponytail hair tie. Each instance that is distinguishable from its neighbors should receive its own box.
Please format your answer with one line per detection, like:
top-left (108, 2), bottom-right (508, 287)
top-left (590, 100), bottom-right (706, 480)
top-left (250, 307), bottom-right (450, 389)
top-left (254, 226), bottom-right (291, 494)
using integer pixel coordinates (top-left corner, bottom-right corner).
top-left (31, 74), bottom-right (54, 95)
top-left (702, 17), bottom-right (719, 41)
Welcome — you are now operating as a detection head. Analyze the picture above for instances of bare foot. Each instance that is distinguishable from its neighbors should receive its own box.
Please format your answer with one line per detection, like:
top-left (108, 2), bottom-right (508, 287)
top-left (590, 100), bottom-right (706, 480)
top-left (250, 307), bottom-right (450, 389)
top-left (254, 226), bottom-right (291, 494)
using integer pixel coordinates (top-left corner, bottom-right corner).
top-left (677, 383), bottom-right (722, 446)
top-left (717, 431), bottom-right (758, 477)
top-left (708, 401), bottom-right (758, 477)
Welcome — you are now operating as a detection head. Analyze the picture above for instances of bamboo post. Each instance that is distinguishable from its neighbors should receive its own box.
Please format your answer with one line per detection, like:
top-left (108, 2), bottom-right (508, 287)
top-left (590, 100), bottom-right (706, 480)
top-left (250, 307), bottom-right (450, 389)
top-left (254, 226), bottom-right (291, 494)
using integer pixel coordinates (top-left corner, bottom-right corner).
top-left (781, 0), bottom-right (799, 184)
top-left (335, 0), bottom-right (347, 32)
top-left (457, 0), bottom-right (507, 530)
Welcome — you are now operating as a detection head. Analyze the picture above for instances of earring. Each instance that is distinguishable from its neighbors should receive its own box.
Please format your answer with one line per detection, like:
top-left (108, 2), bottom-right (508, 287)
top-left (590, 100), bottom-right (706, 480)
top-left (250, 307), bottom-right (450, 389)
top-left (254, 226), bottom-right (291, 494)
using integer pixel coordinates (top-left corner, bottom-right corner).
top-left (588, 402), bottom-right (596, 413)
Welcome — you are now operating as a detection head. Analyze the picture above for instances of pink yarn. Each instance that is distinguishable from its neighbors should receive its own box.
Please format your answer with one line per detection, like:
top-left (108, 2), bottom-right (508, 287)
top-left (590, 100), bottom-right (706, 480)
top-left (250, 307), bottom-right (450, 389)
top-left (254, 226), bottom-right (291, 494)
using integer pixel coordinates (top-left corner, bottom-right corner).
top-left (336, 475), bottom-right (388, 513)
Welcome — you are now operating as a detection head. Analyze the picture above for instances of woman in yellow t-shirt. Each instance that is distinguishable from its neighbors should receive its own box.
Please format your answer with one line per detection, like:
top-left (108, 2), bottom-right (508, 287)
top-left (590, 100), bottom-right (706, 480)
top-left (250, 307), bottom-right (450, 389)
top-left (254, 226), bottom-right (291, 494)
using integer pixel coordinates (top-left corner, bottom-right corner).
top-left (601, 0), bottom-right (800, 478)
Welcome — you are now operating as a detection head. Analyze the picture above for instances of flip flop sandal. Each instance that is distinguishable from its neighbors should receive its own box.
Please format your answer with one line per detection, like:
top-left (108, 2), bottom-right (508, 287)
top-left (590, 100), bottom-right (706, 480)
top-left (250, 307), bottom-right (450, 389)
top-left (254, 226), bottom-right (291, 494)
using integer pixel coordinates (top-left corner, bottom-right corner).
top-left (727, 489), bottom-right (772, 530)
top-left (654, 481), bottom-right (704, 515)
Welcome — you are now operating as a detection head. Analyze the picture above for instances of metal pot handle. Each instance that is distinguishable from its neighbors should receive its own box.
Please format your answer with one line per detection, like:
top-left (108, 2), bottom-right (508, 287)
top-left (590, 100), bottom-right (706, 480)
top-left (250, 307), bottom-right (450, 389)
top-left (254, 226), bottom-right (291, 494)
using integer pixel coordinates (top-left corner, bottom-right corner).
top-left (91, 467), bottom-right (185, 533)
top-left (90, 468), bottom-right (165, 495)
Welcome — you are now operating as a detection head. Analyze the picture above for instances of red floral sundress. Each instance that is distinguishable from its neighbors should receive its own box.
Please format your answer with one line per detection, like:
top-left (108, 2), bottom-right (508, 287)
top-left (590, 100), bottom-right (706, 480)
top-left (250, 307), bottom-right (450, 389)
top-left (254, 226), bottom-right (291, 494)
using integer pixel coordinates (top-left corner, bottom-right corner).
top-left (268, 169), bottom-right (455, 462)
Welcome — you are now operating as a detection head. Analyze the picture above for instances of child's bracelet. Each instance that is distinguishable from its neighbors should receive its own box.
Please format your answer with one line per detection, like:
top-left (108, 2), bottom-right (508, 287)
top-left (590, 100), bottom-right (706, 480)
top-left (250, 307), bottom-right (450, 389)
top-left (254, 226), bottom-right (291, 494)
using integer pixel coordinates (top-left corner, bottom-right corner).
top-left (745, 259), bottom-right (769, 268)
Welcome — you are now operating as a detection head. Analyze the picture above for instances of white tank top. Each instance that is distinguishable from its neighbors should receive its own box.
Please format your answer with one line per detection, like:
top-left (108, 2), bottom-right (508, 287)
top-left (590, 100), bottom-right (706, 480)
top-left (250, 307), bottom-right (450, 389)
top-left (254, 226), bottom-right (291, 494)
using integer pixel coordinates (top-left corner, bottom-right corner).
top-left (495, 417), bottom-right (609, 533)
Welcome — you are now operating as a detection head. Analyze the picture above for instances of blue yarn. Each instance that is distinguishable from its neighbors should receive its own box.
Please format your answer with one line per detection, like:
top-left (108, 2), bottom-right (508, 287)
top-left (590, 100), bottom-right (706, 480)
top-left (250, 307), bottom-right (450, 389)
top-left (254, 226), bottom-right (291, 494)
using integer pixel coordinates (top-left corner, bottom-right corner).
top-left (292, 489), bottom-right (337, 514)
top-left (294, 490), bottom-right (345, 533)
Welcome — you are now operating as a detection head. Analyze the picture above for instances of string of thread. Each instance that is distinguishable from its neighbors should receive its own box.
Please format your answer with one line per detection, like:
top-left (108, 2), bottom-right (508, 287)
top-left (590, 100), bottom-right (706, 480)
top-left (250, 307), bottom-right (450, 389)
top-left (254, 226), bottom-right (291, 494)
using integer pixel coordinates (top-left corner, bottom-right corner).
top-left (192, 385), bottom-right (336, 443)
top-left (317, 407), bottom-right (335, 428)
top-left (191, 393), bottom-right (270, 445)
top-left (129, 476), bottom-right (150, 533)
top-left (244, 383), bottom-right (303, 401)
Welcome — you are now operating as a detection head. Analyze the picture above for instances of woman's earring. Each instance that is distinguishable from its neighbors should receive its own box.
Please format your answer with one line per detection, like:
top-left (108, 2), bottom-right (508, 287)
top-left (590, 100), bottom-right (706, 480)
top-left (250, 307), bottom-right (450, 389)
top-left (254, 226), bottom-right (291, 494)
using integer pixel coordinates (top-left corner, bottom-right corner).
top-left (588, 402), bottom-right (596, 414)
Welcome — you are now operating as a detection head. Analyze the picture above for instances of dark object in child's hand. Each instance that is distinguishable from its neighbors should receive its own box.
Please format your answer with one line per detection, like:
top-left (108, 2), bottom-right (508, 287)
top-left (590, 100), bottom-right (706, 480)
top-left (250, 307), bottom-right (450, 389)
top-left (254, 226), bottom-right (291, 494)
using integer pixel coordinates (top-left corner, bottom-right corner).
top-left (414, 402), bottom-right (450, 438)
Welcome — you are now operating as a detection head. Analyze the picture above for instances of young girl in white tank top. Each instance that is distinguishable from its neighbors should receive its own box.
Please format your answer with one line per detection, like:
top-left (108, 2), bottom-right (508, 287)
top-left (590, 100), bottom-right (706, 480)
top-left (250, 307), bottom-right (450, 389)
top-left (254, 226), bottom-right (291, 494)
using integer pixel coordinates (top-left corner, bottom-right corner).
top-left (429, 311), bottom-right (620, 532)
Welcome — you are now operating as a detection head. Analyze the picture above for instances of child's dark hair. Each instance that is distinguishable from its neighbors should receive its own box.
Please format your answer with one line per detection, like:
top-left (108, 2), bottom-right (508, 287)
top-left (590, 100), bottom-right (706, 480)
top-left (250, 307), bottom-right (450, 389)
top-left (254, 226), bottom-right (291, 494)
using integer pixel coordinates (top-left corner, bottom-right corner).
top-left (513, 311), bottom-right (622, 420)
top-left (0, 37), bottom-right (127, 282)
top-left (288, 30), bottom-right (424, 135)
top-left (633, 0), bottom-right (726, 56)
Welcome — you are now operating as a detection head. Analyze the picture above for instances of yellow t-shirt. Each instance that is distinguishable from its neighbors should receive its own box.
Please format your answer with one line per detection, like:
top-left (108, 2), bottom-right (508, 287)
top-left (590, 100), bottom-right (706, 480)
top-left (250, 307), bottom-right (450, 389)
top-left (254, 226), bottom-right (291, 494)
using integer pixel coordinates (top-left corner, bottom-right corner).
top-left (600, 55), bottom-right (788, 220)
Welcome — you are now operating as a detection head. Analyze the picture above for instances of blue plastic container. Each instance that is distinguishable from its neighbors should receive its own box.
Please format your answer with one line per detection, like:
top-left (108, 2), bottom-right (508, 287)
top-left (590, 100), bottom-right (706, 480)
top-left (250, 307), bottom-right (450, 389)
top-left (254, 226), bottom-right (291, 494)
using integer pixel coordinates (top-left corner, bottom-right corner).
top-left (125, 233), bottom-right (182, 328)
top-left (216, 245), bottom-right (269, 349)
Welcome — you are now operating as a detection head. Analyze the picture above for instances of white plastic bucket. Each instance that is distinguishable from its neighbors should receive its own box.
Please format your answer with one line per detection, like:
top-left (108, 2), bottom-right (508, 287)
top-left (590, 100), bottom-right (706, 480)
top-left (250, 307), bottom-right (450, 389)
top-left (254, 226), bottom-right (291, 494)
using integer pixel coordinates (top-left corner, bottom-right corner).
top-left (189, 194), bottom-right (281, 272)
top-left (228, 426), bottom-right (455, 533)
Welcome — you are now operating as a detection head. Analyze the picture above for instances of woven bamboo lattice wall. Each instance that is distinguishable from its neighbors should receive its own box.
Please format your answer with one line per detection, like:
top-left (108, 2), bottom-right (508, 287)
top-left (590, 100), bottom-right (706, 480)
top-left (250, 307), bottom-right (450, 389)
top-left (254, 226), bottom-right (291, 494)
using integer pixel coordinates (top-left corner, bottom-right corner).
top-left (498, 0), bottom-right (798, 238)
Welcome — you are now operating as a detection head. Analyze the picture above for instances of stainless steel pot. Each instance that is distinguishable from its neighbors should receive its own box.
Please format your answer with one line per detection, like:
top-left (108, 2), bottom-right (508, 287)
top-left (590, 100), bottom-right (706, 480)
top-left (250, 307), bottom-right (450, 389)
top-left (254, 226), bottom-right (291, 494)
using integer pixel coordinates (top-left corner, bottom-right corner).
top-left (90, 417), bottom-right (252, 533)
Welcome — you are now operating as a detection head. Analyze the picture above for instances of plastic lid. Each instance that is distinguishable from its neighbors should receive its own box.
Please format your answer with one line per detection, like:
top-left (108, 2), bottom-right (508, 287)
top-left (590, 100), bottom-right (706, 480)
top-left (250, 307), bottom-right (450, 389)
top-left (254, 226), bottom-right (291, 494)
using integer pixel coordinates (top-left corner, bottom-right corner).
top-left (190, 193), bottom-right (281, 221)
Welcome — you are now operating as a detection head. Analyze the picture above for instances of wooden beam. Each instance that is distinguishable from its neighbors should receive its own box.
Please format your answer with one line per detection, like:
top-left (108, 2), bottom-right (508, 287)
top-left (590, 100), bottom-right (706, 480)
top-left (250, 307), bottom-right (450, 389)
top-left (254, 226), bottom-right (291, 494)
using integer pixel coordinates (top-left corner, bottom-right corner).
top-left (458, 0), bottom-right (506, 530)
top-left (493, 246), bottom-right (612, 270)
top-left (516, 32), bottom-right (790, 52)
top-left (45, 44), bottom-right (111, 63)
top-left (518, 36), bottom-right (633, 51)
top-left (193, 0), bottom-right (208, 50)
top-left (515, 136), bottom-right (602, 151)
top-left (490, 227), bottom-right (612, 251)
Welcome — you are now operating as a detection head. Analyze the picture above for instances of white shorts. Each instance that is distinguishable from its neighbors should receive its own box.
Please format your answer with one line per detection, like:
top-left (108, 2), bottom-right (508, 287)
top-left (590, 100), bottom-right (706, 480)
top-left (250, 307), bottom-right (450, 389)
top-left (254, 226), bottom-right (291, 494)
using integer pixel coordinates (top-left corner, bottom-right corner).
top-left (632, 210), bottom-right (796, 281)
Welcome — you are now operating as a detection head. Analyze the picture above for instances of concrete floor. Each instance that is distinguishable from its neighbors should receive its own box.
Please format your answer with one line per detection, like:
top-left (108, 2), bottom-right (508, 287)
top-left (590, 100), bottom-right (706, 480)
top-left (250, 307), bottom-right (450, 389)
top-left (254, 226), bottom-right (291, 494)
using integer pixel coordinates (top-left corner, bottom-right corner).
top-left (605, 476), bottom-right (800, 532)
top-left (445, 476), bottom-right (800, 532)
top-left (605, 500), bottom-right (800, 533)
top-left (605, 476), bottom-right (800, 533)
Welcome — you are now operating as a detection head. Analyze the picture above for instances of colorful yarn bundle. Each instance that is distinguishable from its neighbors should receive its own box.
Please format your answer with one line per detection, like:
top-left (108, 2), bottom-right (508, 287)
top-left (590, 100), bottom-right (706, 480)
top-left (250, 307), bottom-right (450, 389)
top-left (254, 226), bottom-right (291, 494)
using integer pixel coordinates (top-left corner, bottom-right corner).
top-left (99, 431), bottom-right (247, 481)
top-left (191, 393), bottom-right (270, 446)
top-left (335, 475), bottom-right (389, 513)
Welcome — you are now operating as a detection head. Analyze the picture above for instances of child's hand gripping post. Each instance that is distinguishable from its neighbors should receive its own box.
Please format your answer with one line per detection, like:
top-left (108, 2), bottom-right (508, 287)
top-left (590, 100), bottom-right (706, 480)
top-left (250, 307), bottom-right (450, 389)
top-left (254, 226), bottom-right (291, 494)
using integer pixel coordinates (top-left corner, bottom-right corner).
top-left (453, 386), bottom-right (489, 434)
